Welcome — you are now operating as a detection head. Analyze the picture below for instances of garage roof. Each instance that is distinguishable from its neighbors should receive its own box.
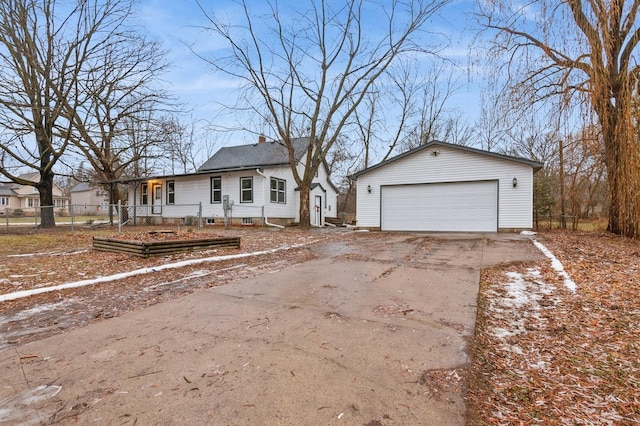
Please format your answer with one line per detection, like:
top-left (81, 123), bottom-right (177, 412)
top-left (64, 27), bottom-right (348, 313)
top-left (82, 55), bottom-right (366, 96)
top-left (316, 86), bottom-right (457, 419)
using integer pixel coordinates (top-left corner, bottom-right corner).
top-left (350, 140), bottom-right (544, 178)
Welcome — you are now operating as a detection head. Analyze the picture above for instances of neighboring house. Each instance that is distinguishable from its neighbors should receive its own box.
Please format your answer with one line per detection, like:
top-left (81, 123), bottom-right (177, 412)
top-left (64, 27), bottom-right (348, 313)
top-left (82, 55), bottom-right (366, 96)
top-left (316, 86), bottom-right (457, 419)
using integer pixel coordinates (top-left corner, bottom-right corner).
top-left (70, 182), bottom-right (111, 214)
top-left (124, 136), bottom-right (339, 226)
top-left (0, 173), bottom-right (69, 214)
top-left (351, 141), bottom-right (544, 232)
top-left (0, 185), bottom-right (15, 212)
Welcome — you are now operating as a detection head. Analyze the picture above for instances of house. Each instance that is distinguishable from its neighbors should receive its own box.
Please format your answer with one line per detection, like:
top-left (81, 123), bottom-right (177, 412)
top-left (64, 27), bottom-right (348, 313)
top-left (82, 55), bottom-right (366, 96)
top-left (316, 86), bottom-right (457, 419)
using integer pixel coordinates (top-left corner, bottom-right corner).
top-left (0, 173), bottom-right (69, 215)
top-left (70, 182), bottom-right (111, 214)
top-left (124, 136), bottom-right (339, 226)
top-left (350, 141), bottom-right (544, 232)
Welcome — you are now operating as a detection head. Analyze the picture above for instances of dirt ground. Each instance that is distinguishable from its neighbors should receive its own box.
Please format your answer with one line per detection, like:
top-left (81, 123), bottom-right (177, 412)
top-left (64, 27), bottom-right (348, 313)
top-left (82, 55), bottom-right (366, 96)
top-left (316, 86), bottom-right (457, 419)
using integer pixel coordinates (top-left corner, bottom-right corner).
top-left (0, 226), bottom-right (336, 350)
top-left (467, 231), bottom-right (640, 424)
top-left (1, 227), bottom-right (639, 424)
top-left (0, 228), bottom-right (546, 425)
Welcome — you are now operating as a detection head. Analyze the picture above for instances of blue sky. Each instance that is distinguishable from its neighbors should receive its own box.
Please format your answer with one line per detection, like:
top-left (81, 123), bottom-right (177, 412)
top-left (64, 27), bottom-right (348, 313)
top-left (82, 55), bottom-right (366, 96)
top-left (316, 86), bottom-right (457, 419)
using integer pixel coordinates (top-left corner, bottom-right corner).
top-left (137, 0), bottom-right (483, 150)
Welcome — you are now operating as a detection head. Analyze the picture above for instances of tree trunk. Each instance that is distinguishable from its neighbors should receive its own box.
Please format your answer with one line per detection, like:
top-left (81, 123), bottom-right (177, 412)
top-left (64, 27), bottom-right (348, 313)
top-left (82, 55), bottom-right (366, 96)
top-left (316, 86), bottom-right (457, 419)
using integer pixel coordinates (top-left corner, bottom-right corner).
top-left (298, 182), bottom-right (311, 228)
top-left (37, 171), bottom-right (56, 228)
top-left (604, 134), bottom-right (639, 237)
top-left (599, 96), bottom-right (639, 238)
top-left (559, 139), bottom-right (566, 229)
top-left (102, 171), bottom-right (121, 226)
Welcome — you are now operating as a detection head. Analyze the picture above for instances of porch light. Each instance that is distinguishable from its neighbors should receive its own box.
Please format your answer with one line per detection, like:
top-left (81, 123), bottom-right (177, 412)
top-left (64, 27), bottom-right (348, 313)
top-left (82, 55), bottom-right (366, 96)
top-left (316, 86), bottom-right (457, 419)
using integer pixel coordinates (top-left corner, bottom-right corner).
top-left (512, 177), bottom-right (518, 188)
top-left (367, 185), bottom-right (372, 193)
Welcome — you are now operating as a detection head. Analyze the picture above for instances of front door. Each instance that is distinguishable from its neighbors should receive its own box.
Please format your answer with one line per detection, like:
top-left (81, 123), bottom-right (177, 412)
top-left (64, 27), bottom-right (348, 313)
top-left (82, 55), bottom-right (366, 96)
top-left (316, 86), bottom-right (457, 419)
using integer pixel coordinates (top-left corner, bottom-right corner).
top-left (314, 195), bottom-right (322, 227)
top-left (152, 184), bottom-right (162, 214)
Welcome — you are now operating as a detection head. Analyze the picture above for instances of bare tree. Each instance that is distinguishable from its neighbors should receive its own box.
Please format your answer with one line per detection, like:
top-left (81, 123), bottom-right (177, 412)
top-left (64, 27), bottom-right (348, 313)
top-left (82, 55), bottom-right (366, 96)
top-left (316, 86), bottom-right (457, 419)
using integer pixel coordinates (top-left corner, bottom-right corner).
top-left (198, 0), bottom-right (450, 227)
top-left (0, 0), bottom-right (163, 227)
top-left (507, 118), bottom-right (608, 229)
top-left (401, 64), bottom-right (472, 151)
top-left (58, 5), bottom-right (172, 207)
top-left (353, 90), bottom-right (383, 170)
top-left (0, 0), bottom-right (77, 227)
top-left (156, 117), bottom-right (219, 175)
top-left (354, 60), bottom-right (472, 168)
top-left (478, 0), bottom-right (640, 237)
top-left (474, 94), bottom-right (512, 152)
top-left (120, 109), bottom-right (166, 179)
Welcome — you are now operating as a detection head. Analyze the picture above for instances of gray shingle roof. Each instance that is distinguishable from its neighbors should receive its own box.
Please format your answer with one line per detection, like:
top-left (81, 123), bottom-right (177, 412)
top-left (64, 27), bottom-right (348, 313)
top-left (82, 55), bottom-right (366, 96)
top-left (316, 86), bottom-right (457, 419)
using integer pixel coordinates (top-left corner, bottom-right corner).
top-left (197, 137), bottom-right (310, 172)
top-left (70, 182), bottom-right (91, 192)
top-left (0, 185), bottom-right (16, 196)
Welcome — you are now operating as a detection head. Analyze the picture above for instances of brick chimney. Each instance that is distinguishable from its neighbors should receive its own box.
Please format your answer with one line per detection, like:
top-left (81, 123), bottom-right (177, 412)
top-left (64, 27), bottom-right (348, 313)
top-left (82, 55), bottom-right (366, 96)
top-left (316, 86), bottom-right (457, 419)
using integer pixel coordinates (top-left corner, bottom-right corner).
top-left (258, 134), bottom-right (266, 143)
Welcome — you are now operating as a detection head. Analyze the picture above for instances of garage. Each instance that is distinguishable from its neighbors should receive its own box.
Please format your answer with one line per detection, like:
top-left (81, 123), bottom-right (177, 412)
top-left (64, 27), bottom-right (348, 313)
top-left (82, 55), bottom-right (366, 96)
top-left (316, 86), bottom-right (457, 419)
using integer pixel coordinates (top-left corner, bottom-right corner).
top-left (381, 181), bottom-right (498, 232)
top-left (352, 141), bottom-right (543, 232)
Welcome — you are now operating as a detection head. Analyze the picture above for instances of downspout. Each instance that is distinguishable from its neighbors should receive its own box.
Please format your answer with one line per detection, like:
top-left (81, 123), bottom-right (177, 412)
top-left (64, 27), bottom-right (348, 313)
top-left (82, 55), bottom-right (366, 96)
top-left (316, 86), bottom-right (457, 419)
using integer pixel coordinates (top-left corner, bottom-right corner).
top-left (256, 168), bottom-right (285, 229)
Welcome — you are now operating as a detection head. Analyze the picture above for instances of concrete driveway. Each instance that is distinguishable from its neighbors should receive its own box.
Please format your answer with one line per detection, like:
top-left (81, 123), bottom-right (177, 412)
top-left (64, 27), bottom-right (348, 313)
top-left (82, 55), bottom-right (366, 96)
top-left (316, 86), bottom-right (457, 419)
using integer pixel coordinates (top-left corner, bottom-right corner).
top-left (0, 232), bottom-right (542, 425)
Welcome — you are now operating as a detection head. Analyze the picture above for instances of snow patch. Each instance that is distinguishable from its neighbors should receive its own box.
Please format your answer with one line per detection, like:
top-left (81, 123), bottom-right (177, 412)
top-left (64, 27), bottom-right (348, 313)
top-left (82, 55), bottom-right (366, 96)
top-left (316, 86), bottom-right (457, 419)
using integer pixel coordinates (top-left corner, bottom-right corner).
top-left (520, 230), bottom-right (537, 236)
top-left (6, 249), bottom-right (88, 258)
top-left (532, 240), bottom-right (577, 293)
top-left (0, 385), bottom-right (62, 424)
top-left (502, 271), bottom-right (531, 308)
top-left (530, 361), bottom-right (547, 370)
top-left (0, 298), bottom-right (79, 324)
top-left (488, 268), bottom-right (556, 340)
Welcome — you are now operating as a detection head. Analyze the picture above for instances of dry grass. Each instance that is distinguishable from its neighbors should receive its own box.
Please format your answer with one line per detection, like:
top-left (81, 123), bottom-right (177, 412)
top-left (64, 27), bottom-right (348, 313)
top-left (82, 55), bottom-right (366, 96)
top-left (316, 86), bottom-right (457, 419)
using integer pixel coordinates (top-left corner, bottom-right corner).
top-left (0, 226), bottom-right (320, 294)
top-left (468, 231), bottom-right (640, 424)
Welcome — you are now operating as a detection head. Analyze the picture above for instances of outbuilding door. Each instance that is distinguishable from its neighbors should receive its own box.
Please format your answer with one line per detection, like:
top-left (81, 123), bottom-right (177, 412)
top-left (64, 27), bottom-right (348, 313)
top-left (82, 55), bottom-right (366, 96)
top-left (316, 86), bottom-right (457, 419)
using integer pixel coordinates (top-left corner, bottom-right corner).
top-left (312, 195), bottom-right (322, 227)
top-left (381, 181), bottom-right (498, 232)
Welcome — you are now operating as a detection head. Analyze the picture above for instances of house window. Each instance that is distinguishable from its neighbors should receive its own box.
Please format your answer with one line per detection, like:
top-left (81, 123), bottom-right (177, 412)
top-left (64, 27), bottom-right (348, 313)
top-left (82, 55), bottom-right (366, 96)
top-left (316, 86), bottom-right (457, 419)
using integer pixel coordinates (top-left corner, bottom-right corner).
top-left (0, 197), bottom-right (8, 206)
top-left (27, 198), bottom-right (39, 208)
top-left (141, 183), bottom-right (148, 205)
top-left (240, 177), bottom-right (253, 203)
top-left (270, 178), bottom-right (286, 204)
top-left (166, 181), bottom-right (175, 205)
top-left (210, 177), bottom-right (221, 203)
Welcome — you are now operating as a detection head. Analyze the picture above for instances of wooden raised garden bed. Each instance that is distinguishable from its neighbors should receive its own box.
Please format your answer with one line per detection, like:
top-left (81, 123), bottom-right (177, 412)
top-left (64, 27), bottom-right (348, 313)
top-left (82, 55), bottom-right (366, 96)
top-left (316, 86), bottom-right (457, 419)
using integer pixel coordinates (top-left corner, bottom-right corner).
top-left (93, 234), bottom-right (241, 257)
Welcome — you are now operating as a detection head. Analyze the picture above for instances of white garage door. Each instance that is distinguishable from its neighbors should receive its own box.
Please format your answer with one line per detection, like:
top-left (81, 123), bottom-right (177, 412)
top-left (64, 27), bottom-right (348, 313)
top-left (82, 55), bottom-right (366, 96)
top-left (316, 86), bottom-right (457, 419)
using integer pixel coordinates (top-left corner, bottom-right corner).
top-left (381, 181), bottom-right (498, 232)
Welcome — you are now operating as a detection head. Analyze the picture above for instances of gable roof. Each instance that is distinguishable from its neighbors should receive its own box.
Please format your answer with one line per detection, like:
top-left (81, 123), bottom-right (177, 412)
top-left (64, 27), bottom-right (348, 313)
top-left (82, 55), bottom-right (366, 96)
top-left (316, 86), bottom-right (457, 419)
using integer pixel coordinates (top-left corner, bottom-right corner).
top-left (70, 182), bottom-right (91, 192)
top-left (350, 140), bottom-right (544, 178)
top-left (198, 137), bottom-right (310, 173)
top-left (0, 184), bottom-right (16, 196)
top-left (17, 172), bottom-right (41, 183)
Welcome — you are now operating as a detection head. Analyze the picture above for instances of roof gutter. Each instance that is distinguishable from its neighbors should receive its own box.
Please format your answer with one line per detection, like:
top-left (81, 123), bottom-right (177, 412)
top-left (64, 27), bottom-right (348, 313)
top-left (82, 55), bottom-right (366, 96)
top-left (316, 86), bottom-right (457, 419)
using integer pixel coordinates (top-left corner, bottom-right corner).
top-left (255, 168), bottom-right (285, 229)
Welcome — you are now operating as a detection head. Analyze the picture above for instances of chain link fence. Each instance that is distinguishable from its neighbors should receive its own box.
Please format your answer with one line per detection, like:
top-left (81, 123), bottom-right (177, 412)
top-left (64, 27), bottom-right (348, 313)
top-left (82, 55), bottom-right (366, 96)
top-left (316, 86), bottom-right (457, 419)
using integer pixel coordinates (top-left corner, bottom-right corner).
top-left (2, 201), bottom-right (273, 233)
top-left (120, 202), bottom-right (267, 229)
top-left (2, 205), bottom-right (113, 232)
top-left (533, 212), bottom-right (606, 232)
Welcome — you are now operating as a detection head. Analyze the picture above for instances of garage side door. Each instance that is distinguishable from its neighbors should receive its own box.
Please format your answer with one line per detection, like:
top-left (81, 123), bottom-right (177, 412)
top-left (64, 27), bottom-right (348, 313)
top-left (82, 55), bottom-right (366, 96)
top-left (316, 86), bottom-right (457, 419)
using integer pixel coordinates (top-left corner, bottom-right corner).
top-left (381, 181), bottom-right (498, 232)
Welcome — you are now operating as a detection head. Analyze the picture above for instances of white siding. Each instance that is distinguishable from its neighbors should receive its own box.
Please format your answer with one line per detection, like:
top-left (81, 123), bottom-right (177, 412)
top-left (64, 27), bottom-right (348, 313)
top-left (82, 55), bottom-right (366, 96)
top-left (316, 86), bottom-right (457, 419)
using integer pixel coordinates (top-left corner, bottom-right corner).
top-left (258, 166), bottom-right (299, 219)
top-left (125, 160), bottom-right (337, 224)
top-left (71, 188), bottom-right (110, 214)
top-left (71, 191), bottom-right (92, 207)
top-left (316, 162), bottom-right (338, 218)
top-left (356, 145), bottom-right (534, 230)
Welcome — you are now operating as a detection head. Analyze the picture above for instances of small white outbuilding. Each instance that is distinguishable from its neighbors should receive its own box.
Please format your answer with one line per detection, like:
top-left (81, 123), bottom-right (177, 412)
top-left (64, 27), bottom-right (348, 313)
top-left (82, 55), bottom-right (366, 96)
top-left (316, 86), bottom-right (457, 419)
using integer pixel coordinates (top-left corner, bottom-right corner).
top-left (351, 141), bottom-right (544, 232)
